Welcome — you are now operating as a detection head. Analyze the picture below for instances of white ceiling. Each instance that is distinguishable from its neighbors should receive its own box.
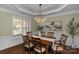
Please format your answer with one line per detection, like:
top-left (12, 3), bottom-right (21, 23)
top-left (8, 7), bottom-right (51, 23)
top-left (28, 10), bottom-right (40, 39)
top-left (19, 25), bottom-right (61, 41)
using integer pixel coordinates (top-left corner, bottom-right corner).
top-left (0, 4), bottom-right (79, 17)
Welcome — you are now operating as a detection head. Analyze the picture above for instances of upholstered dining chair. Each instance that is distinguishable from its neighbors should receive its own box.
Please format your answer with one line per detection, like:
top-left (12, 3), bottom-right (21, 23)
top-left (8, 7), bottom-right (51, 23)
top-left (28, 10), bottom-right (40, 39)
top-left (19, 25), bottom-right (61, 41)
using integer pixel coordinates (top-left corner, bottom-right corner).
top-left (33, 37), bottom-right (47, 54)
top-left (47, 32), bottom-right (56, 52)
top-left (22, 35), bottom-right (34, 53)
top-left (52, 34), bottom-right (68, 54)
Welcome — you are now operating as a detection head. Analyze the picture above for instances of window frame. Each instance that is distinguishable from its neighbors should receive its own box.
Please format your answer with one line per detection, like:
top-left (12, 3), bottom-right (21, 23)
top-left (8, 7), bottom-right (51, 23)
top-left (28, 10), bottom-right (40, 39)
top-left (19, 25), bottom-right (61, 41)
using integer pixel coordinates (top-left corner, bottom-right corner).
top-left (12, 18), bottom-right (31, 35)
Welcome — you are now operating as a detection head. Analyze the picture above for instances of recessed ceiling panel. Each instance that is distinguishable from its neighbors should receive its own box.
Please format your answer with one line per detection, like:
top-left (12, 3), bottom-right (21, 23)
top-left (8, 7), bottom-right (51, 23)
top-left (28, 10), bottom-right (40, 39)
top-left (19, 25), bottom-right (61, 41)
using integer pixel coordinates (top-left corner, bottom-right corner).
top-left (0, 4), bottom-right (79, 17)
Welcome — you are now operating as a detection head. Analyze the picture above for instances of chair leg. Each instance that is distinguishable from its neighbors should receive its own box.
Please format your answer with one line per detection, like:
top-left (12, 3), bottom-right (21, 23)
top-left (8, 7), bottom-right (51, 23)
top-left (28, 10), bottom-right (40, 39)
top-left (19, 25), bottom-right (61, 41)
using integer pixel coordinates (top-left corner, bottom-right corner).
top-left (53, 50), bottom-right (56, 54)
top-left (51, 49), bottom-right (56, 54)
top-left (22, 44), bottom-right (26, 53)
top-left (28, 48), bottom-right (30, 53)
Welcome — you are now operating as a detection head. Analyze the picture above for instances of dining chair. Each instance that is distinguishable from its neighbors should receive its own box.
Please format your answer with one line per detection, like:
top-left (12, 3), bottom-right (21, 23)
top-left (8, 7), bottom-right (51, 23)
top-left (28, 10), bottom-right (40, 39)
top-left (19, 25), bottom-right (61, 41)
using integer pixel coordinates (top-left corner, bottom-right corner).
top-left (26, 32), bottom-right (32, 37)
top-left (33, 37), bottom-right (47, 54)
top-left (22, 35), bottom-right (34, 53)
top-left (52, 34), bottom-right (68, 54)
top-left (41, 31), bottom-right (46, 37)
top-left (47, 32), bottom-right (55, 38)
top-left (47, 32), bottom-right (55, 52)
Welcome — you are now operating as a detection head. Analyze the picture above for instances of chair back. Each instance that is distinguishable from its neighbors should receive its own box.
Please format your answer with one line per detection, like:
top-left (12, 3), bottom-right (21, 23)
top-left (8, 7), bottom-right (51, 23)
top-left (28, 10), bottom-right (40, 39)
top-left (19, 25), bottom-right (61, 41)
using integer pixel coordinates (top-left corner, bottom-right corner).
top-left (41, 31), bottom-right (46, 37)
top-left (22, 36), bottom-right (28, 43)
top-left (22, 35), bottom-right (32, 48)
top-left (32, 37), bottom-right (41, 45)
top-left (26, 32), bottom-right (32, 41)
top-left (60, 34), bottom-right (68, 45)
top-left (26, 32), bottom-right (32, 37)
top-left (47, 32), bottom-right (54, 38)
top-left (33, 37), bottom-right (42, 52)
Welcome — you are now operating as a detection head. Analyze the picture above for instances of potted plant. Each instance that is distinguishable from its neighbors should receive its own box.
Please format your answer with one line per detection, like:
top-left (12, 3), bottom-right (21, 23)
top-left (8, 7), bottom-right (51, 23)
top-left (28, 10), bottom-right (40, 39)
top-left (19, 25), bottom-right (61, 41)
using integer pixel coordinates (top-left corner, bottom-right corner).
top-left (67, 18), bottom-right (79, 48)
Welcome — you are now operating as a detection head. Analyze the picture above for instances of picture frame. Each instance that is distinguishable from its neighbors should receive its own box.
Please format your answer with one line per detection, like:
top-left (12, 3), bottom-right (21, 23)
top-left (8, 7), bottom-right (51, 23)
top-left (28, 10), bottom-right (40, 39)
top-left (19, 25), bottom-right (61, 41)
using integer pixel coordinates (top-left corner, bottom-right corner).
top-left (43, 21), bottom-right (62, 31)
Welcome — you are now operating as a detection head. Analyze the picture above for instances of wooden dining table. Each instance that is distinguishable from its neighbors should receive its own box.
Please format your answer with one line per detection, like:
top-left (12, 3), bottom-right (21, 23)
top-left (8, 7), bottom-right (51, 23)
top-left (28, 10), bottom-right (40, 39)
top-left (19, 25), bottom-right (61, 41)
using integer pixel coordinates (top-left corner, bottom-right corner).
top-left (32, 35), bottom-right (55, 53)
top-left (32, 35), bottom-right (55, 45)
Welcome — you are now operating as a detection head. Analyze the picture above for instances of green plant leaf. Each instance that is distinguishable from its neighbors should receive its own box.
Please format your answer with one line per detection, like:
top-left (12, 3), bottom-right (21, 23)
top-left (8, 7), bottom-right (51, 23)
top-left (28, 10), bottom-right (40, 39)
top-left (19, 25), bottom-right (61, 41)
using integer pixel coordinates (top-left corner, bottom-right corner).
top-left (67, 18), bottom-right (79, 36)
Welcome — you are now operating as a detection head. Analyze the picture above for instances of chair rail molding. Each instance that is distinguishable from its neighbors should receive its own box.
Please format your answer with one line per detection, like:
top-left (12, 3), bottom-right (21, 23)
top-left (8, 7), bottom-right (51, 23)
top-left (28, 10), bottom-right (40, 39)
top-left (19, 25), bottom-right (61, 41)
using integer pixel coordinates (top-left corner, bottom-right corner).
top-left (0, 35), bottom-right (23, 50)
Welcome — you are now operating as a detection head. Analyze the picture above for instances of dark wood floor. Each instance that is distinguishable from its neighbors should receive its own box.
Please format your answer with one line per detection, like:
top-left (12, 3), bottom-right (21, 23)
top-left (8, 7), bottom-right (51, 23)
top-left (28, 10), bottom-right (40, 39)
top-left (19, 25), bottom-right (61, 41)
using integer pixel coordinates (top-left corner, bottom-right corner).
top-left (0, 43), bottom-right (79, 54)
top-left (0, 44), bottom-right (25, 54)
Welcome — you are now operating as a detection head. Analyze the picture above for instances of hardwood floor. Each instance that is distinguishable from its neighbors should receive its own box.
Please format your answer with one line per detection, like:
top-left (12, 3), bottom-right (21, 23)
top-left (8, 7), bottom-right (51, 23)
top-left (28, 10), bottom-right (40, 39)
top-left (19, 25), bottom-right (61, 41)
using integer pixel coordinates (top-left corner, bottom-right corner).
top-left (0, 44), bottom-right (25, 54)
top-left (0, 43), bottom-right (79, 54)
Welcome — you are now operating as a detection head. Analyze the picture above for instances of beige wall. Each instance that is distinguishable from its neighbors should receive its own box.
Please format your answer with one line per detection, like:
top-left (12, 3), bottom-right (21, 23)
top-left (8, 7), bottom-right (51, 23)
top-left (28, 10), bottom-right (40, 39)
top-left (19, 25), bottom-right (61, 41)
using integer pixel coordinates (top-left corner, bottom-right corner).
top-left (0, 10), bottom-right (79, 36)
top-left (32, 13), bottom-right (79, 34)
top-left (31, 19), bottom-right (39, 32)
top-left (46, 13), bottom-right (79, 34)
top-left (0, 11), bottom-right (31, 36)
top-left (0, 11), bottom-right (12, 36)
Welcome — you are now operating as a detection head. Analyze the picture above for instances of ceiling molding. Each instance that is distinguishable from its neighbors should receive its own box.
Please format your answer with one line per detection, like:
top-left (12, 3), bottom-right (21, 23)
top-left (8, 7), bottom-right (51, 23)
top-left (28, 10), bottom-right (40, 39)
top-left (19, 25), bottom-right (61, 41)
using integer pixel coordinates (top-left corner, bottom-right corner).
top-left (14, 4), bottom-right (68, 15)
top-left (14, 4), bottom-right (35, 15)
top-left (43, 4), bottom-right (68, 15)
top-left (46, 10), bottom-right (79, 18)
top-left (0, 7), bottom-right (33, 19)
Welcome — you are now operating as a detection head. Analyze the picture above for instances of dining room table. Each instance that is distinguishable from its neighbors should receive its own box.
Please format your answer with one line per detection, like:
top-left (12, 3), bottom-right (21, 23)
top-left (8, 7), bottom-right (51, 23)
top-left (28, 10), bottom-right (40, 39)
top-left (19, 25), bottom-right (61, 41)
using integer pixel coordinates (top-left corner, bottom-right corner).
top-left (32, 35), bottom-right (55, 53)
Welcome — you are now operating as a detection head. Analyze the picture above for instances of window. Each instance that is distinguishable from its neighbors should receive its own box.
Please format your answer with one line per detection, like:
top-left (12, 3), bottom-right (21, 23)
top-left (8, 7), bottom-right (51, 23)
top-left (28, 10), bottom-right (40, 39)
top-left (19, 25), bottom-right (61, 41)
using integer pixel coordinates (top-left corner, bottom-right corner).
top-left (13, 18), bottom-right (31, 35)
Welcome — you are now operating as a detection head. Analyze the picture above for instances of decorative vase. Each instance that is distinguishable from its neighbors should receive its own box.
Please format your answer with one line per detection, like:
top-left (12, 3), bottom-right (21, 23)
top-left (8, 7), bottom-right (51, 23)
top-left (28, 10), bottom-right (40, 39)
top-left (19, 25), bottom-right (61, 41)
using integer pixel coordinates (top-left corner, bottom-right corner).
top-left (39, 31), bottom-right (41, 37)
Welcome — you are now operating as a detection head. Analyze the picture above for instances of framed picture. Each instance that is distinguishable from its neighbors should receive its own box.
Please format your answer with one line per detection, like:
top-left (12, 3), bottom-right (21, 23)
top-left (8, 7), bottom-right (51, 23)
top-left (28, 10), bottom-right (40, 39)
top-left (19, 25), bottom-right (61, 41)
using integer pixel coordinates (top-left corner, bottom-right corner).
top-left (43, 21), bottom-right (62, 31)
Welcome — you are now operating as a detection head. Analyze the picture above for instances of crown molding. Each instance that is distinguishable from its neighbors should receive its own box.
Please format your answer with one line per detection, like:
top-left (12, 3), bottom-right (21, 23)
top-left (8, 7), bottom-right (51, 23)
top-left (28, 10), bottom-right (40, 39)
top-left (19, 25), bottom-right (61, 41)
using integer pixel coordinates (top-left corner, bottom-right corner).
top-left (0, 7), bottom-right (33, 19)
top-left (14, 4), bottom-right (68, 15)
top-left (46, 10), bottom-right (79, 18)
top-left (43, 4), bottom-right (68, 15)
top-left (14, 5), bottom-right (35, 15)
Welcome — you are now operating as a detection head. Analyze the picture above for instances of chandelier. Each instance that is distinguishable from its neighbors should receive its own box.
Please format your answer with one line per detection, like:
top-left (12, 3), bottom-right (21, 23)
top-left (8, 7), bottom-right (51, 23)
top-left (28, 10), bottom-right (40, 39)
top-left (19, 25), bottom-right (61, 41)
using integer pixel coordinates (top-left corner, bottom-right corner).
top-left (35, 4), bottom-right (45, 25)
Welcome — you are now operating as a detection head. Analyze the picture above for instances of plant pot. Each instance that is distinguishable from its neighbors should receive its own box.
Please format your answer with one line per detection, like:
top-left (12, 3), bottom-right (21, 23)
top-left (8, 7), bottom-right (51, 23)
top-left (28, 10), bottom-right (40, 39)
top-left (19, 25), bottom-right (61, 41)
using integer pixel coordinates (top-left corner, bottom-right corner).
top-left (71, 36), bottom-right (76, 48)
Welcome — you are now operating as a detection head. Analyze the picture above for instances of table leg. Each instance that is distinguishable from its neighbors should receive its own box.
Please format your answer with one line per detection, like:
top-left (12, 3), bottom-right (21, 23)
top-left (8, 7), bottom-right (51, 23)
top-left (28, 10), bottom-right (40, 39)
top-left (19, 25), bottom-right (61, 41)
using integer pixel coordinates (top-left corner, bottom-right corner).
top-left (46, 45), bottom-right (48, 54)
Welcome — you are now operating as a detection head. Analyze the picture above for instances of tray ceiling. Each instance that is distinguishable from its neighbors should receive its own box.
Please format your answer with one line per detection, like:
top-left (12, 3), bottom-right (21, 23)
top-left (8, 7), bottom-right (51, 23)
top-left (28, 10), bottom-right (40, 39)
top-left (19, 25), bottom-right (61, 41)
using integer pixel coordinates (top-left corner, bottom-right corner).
top-left (0, 4), bottom-right (79, 17)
